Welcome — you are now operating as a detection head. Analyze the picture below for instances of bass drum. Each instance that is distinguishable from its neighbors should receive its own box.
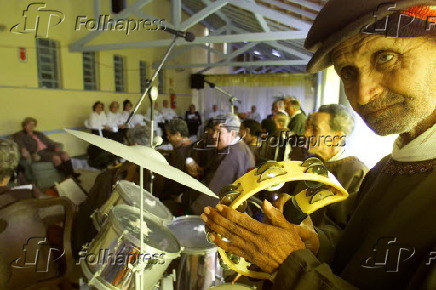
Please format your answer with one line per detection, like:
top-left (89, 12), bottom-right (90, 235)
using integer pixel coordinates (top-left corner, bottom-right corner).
top-left (168, 215), bottom-right (223, 290)
top-left (92, 180), bottom-right (173, 230)
top-left (81, 205), bottom-right (181, 290)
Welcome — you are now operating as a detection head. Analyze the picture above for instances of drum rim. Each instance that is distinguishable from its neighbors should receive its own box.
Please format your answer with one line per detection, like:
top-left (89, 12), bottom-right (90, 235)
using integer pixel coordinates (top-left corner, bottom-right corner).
top-left (115, 180), bottom-right (174, 223)
top-left (110, 205), bottom-right (181, 258)
top-left (169, 215), bottom-right (217, 254)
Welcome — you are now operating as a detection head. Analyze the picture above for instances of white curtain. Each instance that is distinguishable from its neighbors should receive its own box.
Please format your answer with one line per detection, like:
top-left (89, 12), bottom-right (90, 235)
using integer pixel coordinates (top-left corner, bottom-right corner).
top-left (199, 74), bottom-right (315, 120)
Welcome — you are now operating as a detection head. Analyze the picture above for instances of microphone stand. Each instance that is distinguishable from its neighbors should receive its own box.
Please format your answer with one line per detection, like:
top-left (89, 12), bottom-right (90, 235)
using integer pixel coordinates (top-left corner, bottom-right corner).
top-left (126, 36), bottom-right (178, 128)
top-left (206, 82), bottom-right (241, 114)
top-left (126, 37), bottom-right (178, 290)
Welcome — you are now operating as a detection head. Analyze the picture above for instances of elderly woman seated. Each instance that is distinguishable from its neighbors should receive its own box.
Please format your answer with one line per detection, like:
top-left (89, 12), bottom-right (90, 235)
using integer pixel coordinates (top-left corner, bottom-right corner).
top-left (13, 117), bottom-right (75, 178)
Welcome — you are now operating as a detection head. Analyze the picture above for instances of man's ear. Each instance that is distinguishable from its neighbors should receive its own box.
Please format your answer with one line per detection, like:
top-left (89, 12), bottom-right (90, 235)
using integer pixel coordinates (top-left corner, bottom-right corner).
top-left (333, 131), bottom-right (346, 146)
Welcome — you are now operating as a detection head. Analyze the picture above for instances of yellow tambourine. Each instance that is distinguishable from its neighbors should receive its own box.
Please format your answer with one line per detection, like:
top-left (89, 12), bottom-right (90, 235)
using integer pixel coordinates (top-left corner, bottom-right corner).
top-left (214, 158), bottom-right (349, 280)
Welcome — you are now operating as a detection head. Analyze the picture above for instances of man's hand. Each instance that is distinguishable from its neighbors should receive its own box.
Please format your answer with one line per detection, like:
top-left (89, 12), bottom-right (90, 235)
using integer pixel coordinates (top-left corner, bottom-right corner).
top-left (186, 160), bottom-right (203, 178)
top-left (21, 148), bottom-right (30, 159)
top-left (202, 201), bottom-right (306, 274)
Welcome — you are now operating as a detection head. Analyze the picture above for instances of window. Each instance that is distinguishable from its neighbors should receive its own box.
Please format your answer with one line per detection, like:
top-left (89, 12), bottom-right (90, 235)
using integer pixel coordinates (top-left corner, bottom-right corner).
top-left (139, 61), bottom-right (147, 93)
top-left (36, 38), bottom-right (60, 88)
top-left (83, 52), bottom-right (98, 90)
top-left (111, 0), bottom-right (126, 14)
top-left (158, 70), bottom-right (164, 94)
top-left (113, 54), bottom-right (125, 92)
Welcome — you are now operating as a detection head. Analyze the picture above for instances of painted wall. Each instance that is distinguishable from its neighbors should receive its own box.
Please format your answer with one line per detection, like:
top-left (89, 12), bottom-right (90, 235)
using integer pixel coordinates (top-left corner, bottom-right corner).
top-left (0, 0), bottom-right (201, 156)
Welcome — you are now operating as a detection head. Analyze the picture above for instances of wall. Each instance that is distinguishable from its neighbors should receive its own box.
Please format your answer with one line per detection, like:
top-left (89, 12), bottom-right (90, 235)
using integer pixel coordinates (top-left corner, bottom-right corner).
top-left (0, 0), bottom-right (200, 156)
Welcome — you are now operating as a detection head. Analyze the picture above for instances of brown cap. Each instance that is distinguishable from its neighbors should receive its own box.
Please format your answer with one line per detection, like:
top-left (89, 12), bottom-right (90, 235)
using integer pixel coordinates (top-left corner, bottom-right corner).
top-left (305, 0), bottom-right (436, 73)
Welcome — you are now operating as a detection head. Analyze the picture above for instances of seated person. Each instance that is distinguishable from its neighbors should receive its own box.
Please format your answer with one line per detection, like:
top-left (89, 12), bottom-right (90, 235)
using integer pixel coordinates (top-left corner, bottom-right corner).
top-left (185, 104), bottom-right (202, 136)
top-left (185, 113), bottom-right (255, 214)
top-left (13, 117), bottom-right (75, 178)
top-left (304, 104), bottom-right (368, 227)
top-left (87, 101), bottom-right (108, 133)
top-left (123, 99), bottom-right (146, 128)
top-left (239, 119), bottom-right (262, 166)
top-left (106, 101), bottom-right (127, 143)
top-left (0, 139), bottom-right (43, 208)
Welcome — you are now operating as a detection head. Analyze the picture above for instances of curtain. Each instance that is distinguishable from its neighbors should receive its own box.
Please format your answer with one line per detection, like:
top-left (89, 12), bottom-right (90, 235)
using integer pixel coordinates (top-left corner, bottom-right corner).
top-left (199, 73), bottom-right (315, 120)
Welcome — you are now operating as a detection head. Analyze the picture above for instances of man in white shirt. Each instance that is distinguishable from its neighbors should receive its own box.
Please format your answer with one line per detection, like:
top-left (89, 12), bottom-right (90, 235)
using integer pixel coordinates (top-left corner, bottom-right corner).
top-left (208, 104), bottom-right (223, 119)
top-left (246, 105), bottom-right (261, 122)
top-left (161, 100), bottom-right (177, 122)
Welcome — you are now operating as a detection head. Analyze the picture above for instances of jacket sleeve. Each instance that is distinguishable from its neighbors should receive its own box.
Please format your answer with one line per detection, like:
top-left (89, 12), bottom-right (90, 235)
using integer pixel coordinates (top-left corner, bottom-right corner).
top-left (272, 249), bottom-right (358, 290)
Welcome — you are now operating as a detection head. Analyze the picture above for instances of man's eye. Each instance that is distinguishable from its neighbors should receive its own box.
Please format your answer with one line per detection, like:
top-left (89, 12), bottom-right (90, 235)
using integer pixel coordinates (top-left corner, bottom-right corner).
top-left (375, 53), bottom-right (395, 65)
top-left (340, 66), bottom-right (357, 80)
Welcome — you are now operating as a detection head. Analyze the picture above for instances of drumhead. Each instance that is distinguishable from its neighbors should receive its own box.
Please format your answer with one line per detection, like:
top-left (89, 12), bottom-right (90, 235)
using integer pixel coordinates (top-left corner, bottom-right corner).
top-left (116, 180), bottom-right (173, 225)
top-left (168, 215), bottom-right (216, 255)
top-left (111, 205), bottom-right (180, 258)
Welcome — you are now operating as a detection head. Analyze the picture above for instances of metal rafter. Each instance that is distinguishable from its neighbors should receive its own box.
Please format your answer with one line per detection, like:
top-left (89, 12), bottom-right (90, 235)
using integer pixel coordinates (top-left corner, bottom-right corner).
top-left (72, 31), bottom-right (307, 51)
top-left (179, 0), bottom-right (229, 31)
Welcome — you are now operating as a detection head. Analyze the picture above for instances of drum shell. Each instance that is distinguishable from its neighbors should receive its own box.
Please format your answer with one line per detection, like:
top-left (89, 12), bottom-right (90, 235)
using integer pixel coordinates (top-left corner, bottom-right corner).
top-left (82, 205), bottom-right (180, 290)
top-left (168, 216), bottom-right (223, 290)
top-left (93, 180), bottom-right (173, 229)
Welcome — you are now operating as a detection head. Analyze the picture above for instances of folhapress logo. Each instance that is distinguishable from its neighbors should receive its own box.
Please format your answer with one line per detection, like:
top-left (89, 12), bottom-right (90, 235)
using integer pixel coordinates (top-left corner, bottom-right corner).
top-left (361, 237), bottom-right (415, 272)
top-left (11, 237), bottom-right (65, 273)
top-left (10, 3), bottom-right (64, 38)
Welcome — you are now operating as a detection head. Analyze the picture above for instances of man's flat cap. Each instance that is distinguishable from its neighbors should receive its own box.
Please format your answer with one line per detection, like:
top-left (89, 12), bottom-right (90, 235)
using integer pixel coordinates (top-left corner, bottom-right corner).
top-left (305, 0), bottom-right (436, 73)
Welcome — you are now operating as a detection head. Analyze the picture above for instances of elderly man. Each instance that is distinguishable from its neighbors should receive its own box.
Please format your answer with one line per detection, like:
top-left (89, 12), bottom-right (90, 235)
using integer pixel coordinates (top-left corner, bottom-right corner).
top-left (305, 104), bottom-right (368, 227)
top-left (286, 99), bottom-right (307, 135)
top-left (187, 114), bottom-right (255, 214)
top-left (203, 1), bottom-right (436, 289)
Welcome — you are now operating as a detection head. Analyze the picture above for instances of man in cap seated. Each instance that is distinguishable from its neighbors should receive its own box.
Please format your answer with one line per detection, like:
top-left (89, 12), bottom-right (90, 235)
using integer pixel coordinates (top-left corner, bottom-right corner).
top-left (202, 1), bottom-right (436, 289)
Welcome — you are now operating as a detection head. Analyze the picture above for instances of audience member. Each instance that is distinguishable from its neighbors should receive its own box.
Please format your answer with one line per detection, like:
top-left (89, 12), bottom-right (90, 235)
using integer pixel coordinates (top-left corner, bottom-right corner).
top-left (185, 104), bottom-right (202, 136)
top-left (87, 101), bottom-right (108, 133)
top-left (13, 117), bottom-right (76, 178)
top-left (286, 99), bottom-right (307, 135)
top-left (247, 105), bottom-right (261, 122)
top-left (304, 104), bottom-right (368, 227)
top-left (161, 100), bottom-right (177, 122)
top-left (208, 104), bottom-right (223, 119)
top-left (0, 139), bottom-right (43, 209)
top-left (240, 119), bottom-right (262, 165)
top-left (185, 114), bottom-right (255, 214)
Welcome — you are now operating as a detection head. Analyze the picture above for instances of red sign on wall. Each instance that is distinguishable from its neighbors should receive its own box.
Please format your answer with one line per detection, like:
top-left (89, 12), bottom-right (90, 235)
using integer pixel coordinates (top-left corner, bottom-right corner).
top-left (18, 47), bottom-right (27, 62)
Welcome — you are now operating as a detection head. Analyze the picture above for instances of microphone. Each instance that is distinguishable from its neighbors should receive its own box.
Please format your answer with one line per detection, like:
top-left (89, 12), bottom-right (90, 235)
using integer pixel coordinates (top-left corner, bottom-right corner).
top-left (163, 27), bottom-right (195, 42)
top-left (229, 96), bottom-right (241, 104)
top-left (204, 80), bottom-right (215, 88)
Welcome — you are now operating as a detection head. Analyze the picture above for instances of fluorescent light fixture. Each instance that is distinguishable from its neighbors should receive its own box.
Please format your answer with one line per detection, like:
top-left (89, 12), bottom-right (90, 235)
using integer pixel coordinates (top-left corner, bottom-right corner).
top-left (272, 49), bottom-right (281, 57)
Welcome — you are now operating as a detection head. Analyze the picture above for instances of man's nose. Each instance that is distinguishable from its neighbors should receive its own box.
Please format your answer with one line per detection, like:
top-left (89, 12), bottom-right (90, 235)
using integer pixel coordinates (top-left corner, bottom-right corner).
top-left (353, 72), bottom-right (384, 106)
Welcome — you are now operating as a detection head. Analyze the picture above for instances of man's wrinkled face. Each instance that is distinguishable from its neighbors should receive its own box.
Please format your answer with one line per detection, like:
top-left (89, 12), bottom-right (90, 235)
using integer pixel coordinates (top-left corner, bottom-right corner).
top-left (332, 35), bottom-right (436, 135)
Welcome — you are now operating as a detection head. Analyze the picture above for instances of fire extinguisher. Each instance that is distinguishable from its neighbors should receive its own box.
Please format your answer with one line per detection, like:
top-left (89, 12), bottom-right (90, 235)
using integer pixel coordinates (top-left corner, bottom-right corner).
top-left (170, 88), bottom-right (176, 109)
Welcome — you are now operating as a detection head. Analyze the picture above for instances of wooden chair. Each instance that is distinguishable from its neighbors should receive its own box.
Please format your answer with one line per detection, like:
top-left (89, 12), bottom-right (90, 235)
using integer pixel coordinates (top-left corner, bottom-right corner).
top-left (0, 197), bottom-right (74, 289)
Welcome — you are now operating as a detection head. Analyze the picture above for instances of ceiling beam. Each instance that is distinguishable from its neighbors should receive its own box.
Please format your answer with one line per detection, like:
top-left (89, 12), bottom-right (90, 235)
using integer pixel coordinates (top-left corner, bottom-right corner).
top-left (228, 0), bottom-right (311, 31)
top-left (179, 0), bottom-right (229, 31)
top-left (171, 0), bottom-right (182, 27)
top-left (70, 0), bottom-right (155, 51)
top-left (225, 42), bottom-right (257, 61)
top-left (289, 0), bottom-right (323, 12)
top-left (71, 31), bottom-right (308, 51)
top-left (259, 0), bottom-right (316, 19)
top-left (161, 59), bottom-right (308, 69)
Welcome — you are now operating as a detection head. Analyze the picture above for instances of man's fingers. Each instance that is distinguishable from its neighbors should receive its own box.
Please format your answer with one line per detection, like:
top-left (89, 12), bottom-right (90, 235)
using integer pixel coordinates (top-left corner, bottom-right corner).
top-left (216, 204), bottom-right (271, 236)
top-left (204, 207), bottom-right (259, 243)
top-left (262, 200), bottom-right (293, 229)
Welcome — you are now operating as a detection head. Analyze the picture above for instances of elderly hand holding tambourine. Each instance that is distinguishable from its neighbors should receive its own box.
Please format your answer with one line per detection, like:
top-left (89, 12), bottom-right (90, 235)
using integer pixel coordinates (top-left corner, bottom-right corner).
top-left (201, 158), bottom-right (348, 280)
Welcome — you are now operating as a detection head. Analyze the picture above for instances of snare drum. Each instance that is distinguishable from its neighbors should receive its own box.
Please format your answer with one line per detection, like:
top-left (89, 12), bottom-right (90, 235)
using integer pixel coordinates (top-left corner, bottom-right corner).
top-left (92, 180), bottom-right (173, 229)
top-left (168, 216), bottom-right (223, 290)
top-left (81, 205), bottom-right (181, 290)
